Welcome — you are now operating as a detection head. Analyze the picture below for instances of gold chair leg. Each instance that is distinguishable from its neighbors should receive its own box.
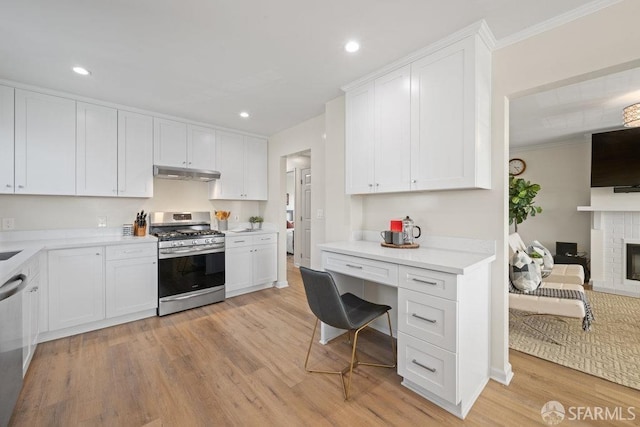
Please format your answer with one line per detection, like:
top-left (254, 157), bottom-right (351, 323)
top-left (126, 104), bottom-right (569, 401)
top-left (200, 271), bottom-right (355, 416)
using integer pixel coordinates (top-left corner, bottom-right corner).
top-left (304, 318), bottom-right (348, 399)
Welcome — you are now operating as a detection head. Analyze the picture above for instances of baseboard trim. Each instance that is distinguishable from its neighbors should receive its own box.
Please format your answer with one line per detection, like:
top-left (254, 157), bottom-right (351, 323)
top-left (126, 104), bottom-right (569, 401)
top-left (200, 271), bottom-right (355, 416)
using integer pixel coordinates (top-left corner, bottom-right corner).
top-left (490, 363), bottom-right (514, 385)
top-left (275, 280), bottom-right (289, 289)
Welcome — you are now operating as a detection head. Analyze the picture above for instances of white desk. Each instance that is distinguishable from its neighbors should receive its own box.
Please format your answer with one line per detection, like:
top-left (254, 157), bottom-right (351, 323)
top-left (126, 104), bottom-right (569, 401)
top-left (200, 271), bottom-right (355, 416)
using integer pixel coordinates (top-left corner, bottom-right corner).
top-left (319, 240), bottom-right (495, 419)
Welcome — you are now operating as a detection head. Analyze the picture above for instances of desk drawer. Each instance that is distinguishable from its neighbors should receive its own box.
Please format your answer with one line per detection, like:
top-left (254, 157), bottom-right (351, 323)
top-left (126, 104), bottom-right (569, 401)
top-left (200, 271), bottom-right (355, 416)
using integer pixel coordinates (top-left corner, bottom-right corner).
top-left (398, 288), bottom-right (457, 352)
top-left (399, 265), bottom-right (457, 300)
top-left (106, 243), bottom-right (157, 261)
top-left (398, 332), bottom-right (458, 404)
top-left (322, 252), bottom-right (398, 286)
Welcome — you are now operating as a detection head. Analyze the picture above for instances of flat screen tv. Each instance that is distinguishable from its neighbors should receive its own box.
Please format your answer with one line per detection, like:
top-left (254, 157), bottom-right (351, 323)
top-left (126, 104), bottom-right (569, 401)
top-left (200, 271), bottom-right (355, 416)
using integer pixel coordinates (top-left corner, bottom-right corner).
top-left (591, 127), bottom-right (640, 188)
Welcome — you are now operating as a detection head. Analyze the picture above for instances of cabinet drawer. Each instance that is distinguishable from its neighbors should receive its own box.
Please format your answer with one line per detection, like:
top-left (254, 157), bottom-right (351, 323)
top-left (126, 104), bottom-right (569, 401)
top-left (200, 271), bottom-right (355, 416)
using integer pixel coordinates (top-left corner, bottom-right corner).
top-left (322, 252), bottom-right (398, 286)
top-left (252, 233), bottom-right (276, 245)
top-left (398, 332), bottom-right (458, 404)
top-left (106, 243), bottom-right (157, 261)
top-left (399, 265), bottom-right (457, 300)
top-left (225, 235), bottom-right (254, 248)
top-left (398, 288), bottom-right (457, 352)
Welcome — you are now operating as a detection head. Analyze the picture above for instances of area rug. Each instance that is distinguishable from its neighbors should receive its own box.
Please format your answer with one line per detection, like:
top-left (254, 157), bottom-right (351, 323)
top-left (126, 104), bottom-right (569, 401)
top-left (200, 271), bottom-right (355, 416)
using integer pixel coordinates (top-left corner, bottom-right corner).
top-left (509, 290), bottom-right (640, 391)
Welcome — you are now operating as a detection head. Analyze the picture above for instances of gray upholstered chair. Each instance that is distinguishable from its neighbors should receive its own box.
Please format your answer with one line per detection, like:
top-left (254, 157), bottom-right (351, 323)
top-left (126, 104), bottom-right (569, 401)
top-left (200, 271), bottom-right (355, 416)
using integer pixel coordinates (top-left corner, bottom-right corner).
top-left (299, 266), bottom-right (396, 400)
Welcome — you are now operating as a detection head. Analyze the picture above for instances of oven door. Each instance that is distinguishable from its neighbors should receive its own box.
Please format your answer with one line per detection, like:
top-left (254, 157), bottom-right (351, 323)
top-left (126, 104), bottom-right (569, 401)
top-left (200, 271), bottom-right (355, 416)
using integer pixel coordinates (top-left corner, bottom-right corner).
top-left (158, 251), bottom-right (225, 315)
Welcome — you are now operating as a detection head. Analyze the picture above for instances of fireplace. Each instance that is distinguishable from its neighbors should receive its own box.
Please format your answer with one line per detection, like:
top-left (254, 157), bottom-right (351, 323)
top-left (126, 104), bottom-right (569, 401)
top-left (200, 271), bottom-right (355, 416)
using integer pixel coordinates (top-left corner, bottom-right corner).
top-left (627, 243), bottom-right (640, 281)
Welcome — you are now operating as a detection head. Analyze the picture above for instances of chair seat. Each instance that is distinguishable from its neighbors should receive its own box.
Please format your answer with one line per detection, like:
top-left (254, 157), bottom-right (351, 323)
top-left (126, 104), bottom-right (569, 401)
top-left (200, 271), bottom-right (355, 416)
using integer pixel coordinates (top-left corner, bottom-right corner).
top-left (341, 292), bottom-right (392, 330)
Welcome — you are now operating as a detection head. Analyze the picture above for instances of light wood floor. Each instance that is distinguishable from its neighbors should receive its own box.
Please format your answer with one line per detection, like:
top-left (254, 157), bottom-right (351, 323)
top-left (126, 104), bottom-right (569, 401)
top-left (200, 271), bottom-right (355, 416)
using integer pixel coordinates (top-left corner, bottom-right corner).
top-left (10, 260), bottom-right (640, 426)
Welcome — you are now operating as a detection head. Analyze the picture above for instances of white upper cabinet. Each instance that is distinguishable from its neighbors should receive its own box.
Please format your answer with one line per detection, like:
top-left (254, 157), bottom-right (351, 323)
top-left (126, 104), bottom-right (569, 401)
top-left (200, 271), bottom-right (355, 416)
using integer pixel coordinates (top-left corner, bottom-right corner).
top-left (187, 124), bottom-right (216, 170)
top-left (410, 35), bottom-right (491, 190)
top-left (154, 118), bottom-right (217, 170)
top-left (153, 118), bottom-right (188, 168)
top-left (209, 131), bottom-right (267, 200)
top-left (346, 66), bottom-right (411, 194)
top-left (244, 136), bottom-right (268, 200)
top-left (76, 102), bottom-right (118, 196)
top-left (344, 24), bottom-right (492, 194)
top-left (345, 82), bottom-right (375, 194)
top-left (118, 110), bottom-right (154, 197)
top-left (0, 85), bottom-right (14, 194)
top-left (14, 89), bottom-right (76, 195)
top-left (375, 66), bottom-right (411, 193)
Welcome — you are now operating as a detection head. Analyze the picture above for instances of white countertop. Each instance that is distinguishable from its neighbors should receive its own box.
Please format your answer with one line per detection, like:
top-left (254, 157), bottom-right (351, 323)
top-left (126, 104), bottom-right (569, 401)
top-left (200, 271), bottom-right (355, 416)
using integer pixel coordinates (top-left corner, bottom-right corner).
top-left (224, 228), bottom-right (275, 236)
top-left (0, 234), bottom-right (156, 286)
top-left (318, 240), bottom-right (495, 275)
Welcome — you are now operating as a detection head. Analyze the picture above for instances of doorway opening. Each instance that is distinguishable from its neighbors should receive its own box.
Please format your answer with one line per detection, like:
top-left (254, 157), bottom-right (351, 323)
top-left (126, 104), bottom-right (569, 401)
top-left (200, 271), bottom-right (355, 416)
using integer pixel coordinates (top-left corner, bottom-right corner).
top-left (285, 150), bottom-right (311, 268)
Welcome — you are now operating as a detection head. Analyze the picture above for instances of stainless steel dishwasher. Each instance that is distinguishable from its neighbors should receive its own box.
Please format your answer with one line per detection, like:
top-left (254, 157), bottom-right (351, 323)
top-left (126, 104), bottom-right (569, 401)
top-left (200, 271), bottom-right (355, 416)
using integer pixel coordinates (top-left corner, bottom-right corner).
top-left (0, 273), bottom-right (27, 427)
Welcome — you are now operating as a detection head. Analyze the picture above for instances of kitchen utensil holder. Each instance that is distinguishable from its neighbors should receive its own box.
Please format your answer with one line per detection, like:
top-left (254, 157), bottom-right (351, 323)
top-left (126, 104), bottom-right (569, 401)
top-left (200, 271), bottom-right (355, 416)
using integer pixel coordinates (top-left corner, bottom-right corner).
top-left (134, 224), bottom-right (146, 236)
top-left (218, 219), bottom-right (228, 231)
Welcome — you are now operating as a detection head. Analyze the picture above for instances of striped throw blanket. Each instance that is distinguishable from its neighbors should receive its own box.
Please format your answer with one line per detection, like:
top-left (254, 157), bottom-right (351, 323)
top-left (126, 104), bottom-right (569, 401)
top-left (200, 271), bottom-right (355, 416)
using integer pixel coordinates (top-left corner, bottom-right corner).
top-left (509, 281), bottom-right (595, 331)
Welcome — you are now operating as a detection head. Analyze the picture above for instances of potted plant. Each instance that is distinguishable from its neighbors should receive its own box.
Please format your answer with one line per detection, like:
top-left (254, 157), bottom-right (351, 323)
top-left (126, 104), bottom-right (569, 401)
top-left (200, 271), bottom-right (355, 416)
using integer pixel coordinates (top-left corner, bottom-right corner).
top-left (509, 175), bottom-right (542, 232)
top-left (249, 216), bottom-right (264, 230)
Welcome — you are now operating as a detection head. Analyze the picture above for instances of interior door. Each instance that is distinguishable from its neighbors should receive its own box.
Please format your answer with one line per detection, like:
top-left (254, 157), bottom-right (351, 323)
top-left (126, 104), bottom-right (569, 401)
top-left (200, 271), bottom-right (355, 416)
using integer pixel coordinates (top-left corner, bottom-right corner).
top-left (299, 167), bottom-right (311, 268)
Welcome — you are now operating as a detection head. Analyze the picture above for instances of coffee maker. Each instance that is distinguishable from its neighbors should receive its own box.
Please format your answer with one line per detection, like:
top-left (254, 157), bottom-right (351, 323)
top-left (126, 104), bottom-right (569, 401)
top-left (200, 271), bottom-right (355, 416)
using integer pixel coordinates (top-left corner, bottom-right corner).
top-left (402, 216), bottom-right (421, 245)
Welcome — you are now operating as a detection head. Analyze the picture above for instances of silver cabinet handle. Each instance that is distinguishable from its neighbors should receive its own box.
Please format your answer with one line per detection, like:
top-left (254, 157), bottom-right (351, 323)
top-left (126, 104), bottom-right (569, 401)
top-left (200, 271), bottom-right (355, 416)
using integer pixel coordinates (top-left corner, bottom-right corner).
top-left (412, 179), bottom-right (417, 183)
top-left (412, 359), bottom-right (436, 373)
top-left (412, 278), bottom-right (437, 286)
top-left (412, 313), bottom-right (436, 323)
top-left (18, 185), bottom-right (24, 189)
top-left (5, 184), bottom-right (11, 188)
top-left (346, 264), bottom-right (363, 269)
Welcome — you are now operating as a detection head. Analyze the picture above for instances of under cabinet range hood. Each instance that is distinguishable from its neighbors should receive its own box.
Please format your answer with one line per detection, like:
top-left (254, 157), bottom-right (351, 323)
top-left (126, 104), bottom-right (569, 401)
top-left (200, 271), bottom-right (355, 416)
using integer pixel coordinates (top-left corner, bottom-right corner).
top-left (153, 165), bottom-right (221, 181)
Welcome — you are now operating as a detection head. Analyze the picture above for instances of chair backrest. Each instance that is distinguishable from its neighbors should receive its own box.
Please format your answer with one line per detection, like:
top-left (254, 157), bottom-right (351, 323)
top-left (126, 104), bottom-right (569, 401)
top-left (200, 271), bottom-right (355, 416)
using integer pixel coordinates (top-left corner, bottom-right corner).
top-left (299, 267), bottom-right (352, 330)
top-left (508, 233), bottom-right (527, 259)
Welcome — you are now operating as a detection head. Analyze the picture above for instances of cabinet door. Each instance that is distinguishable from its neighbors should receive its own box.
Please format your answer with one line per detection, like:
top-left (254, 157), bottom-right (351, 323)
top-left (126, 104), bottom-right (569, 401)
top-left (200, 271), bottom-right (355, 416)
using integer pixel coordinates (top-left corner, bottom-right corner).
top-left (106, 256), bottom-right (158, 317)
top-left (48, 247), bottom-right (105, 330)
top-left (0, 85), bottom-right (14, 193)
top-left (22, 275), bottom-right (39, 376)
top-left (209, 131), bottom-right (245, 199)
top-left (225, 246), bottom-right (253, 295)
top-left (345, 82), bottom-right (375, 194)
top-left (374, 66), bottom-right (411, 193)
top-left (253, 243), bottom-right (277, 285)
top-left (153, 118), bottom-right (188, 167)
top-left (76, 102), bottom-right (118, 196)
top-left (118, 110), bottom-right (153, 197)
top-left (410, 38), bottom-right (474, 190)
top-left (187, 125), bottom-right (216, 170)
top-left (14, 89), bottom-right (76, 195)
top-left (244, 136), bottom-right (268, 200)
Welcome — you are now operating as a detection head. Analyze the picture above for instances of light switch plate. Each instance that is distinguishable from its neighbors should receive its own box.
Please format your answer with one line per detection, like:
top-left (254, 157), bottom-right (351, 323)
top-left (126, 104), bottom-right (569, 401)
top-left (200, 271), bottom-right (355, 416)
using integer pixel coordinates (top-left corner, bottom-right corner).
top-left (316, 209), bottom-right (324, 220)
top-left (97, 216), bottom-right (107, 227)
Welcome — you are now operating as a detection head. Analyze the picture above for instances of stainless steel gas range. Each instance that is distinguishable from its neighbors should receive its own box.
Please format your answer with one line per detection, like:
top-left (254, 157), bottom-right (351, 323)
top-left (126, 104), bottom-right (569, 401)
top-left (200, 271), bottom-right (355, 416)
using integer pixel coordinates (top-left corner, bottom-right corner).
top-left (149, 211), bottom-right (225, 316)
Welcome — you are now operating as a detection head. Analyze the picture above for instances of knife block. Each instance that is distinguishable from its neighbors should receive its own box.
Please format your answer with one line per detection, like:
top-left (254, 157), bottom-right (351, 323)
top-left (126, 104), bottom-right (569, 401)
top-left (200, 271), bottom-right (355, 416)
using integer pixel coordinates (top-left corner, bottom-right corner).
top-left (134, 224), bottom-right (146, 236)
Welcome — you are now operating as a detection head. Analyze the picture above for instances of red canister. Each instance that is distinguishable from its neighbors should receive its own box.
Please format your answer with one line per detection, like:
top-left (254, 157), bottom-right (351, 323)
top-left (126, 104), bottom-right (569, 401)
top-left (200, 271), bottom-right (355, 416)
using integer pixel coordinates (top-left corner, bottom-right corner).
top-left (390, 220), bottom-right (403, 232)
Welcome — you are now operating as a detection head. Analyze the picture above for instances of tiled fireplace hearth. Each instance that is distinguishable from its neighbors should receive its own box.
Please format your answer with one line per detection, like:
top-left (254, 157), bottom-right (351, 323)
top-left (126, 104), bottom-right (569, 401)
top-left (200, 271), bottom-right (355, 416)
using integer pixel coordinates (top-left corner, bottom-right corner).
top-left (590, 211), bottom-right (640, 297)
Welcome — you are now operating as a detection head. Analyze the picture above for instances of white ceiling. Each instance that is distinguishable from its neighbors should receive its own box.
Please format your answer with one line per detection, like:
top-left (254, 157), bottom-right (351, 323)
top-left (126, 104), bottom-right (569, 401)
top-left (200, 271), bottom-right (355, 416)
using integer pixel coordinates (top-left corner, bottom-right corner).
top-left (510, 66), bottom-right (640, 148)
top-left (0, 0), bottom-right (615, 137)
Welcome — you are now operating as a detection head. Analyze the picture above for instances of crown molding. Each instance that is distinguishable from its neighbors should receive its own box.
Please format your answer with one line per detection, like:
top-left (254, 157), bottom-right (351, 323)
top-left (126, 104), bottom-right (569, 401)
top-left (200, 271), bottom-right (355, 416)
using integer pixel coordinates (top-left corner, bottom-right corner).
top-left (341, 20), bottom-right (495, 92)
top-left (494, 0), bottom-right (623, 50)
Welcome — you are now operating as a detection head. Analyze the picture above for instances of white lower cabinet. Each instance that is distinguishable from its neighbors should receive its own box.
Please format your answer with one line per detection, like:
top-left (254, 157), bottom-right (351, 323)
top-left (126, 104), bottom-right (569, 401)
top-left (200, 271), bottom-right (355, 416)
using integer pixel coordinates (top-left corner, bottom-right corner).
top-left (22, 255), bottom-right (41, 376)
top-left (48, 247), bottom-right (105, 331)
top-left (225, 233), bottom-right (276, 298)
top-left (106, 244), bottom-right (158, 318)
top-left (46, 243), bottom-right (158, 340)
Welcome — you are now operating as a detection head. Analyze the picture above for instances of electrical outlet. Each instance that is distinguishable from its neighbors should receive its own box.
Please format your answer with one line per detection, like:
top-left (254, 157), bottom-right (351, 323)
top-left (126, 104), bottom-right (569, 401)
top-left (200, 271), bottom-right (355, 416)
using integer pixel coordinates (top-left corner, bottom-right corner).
top-left (234, 215), bottom-right (239, 221)
top-left (2, 218), bottom-right (15, 230)
top-left (97, 216), bottom-right (107, 228)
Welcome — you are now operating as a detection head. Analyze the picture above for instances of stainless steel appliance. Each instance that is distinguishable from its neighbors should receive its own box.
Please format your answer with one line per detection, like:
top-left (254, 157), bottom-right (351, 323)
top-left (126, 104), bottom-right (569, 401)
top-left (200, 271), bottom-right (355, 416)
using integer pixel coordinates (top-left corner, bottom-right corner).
top-left (0, 273), bottom-right (27, 426)
top-left (150, 212), bottom-right (225, 316)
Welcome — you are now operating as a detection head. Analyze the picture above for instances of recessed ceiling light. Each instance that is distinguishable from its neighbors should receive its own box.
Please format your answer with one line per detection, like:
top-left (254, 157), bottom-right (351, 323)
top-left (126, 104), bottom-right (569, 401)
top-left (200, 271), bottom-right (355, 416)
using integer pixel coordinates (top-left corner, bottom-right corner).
top-left (345, 41), bottom-right (360, 53)
top-left (239, 111), bottom-right (250, 118)
top-left (72, 66), bottom-right (91, 76)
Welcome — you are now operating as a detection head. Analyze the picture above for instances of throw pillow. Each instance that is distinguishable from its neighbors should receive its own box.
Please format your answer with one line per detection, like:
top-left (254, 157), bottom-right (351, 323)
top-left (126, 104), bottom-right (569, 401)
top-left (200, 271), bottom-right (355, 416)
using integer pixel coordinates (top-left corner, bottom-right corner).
top-left (511, 250), bottom-right (542, 293)
top-left (530, 240), bottom-right (554, 270)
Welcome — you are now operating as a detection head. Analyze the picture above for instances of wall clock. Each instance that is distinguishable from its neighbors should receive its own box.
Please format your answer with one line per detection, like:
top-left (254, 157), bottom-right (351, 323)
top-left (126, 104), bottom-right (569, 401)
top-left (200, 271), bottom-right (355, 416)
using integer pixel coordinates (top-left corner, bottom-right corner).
top-left (509, 158), bottom-right (526, 176)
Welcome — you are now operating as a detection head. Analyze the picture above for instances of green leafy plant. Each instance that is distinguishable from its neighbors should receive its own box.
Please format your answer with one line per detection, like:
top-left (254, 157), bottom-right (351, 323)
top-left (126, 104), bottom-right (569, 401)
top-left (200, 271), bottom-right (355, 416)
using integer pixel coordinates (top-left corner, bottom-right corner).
top-left (249, 216), bottom-right (264, 223)
top-left (509, 175), bottom-right (542, 232)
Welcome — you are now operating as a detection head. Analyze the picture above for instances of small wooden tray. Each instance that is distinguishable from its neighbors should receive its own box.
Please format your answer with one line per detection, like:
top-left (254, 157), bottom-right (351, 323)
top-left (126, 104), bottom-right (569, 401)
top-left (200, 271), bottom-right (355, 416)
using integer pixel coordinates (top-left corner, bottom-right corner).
top-left (381, 242), bottom-right (420, 249)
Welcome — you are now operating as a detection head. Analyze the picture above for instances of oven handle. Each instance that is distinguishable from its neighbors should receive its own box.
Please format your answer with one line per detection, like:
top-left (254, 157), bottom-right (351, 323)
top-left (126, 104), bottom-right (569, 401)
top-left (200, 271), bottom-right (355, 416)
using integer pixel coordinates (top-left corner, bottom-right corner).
top-left (160, 287), bottom-right (223, 302)
top-left (159, 246), bottom-right (224, 258)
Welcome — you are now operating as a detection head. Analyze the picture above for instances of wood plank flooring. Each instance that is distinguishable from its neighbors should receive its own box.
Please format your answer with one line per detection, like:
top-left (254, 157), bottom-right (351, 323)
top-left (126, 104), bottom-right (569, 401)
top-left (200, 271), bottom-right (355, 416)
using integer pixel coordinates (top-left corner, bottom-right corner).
top-left (10, 259), bottom-right (640, 426)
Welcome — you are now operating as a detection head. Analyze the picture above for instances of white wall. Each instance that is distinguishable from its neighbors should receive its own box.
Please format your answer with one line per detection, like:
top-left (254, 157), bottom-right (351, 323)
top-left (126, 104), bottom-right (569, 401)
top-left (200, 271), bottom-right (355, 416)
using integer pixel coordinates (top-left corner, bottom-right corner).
top-left (0, 179), bottom-right (259, 230)
top-left (264, 114), bottom-right (325, 285)
top-left (510, 139), bottom-right (591, 253)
